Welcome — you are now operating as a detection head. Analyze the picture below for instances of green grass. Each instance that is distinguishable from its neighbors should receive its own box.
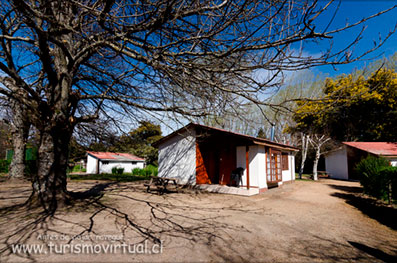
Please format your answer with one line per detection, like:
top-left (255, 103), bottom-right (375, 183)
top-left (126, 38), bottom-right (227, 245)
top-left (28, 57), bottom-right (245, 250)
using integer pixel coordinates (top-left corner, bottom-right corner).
top-left (67, 173), bottom-right (152, 182)
top-left (295, 173), bottom-right (313, 181)
top-left (71, 164), bottom-right (87, 173)
top-left (68, 165), bottom-right (158, 182)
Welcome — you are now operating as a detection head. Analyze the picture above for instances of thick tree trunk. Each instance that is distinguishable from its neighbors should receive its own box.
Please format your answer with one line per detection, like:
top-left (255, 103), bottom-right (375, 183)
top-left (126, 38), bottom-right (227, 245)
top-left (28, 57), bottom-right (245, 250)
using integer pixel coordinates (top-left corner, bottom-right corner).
top-left (9, 100), bottom-right (30, 178)
top-left (31, 124), bottom-right (72, 213)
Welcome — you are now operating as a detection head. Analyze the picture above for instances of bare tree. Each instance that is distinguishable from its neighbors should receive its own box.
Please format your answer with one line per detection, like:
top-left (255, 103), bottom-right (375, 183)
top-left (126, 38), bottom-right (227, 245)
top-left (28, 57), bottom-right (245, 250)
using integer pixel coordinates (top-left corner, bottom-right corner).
top-left (299, 133), bottom-right (310, 180)
top-left (0, 0), bottom-right (395, 212)
top-left (309, 134), bottom-right (331, 181)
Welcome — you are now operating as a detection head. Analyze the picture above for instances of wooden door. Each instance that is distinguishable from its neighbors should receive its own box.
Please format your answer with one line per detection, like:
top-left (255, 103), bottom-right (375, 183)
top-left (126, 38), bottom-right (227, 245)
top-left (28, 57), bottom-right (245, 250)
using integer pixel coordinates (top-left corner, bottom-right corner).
top-left (218, 146), bottom-right (236, 185)
top-left (267, 149), bottom-right (282, 183)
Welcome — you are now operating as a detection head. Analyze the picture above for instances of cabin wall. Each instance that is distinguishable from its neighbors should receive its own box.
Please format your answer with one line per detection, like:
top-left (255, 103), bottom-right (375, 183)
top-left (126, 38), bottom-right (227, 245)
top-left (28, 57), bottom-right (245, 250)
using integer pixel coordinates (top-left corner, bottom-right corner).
top-left (236, 145), bottom-right (267, 189)
top-left (99, 161), bottom-right (144, 174)
top-left (256, 146), bottom-right (268, 189)
top-left (282, 153), bottom-right (295, 182)
top-left (325, 147), bottom-right (349, 180)
top-left (158, 129), bottom-right (196, 184)
top-left (389, 158), bottom-right (397, 167)
top-left (86, 155), bottom-right (98, 174)
top-left (236, 146), bottom-right (246, 185)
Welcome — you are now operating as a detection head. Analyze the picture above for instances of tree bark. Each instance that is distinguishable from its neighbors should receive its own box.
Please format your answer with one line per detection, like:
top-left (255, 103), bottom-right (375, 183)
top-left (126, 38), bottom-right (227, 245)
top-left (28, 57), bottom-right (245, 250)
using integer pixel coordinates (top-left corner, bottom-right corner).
top-left (31, 123), bottom-right (72, 213)
top-left (9, 100), bottom-right (30, 178)
top-left (309, 135), bottom-right (330, 181)
top-left (299, 133), bottom-right (309, 180)
top-left (312, 144), bottom-right (321, 181)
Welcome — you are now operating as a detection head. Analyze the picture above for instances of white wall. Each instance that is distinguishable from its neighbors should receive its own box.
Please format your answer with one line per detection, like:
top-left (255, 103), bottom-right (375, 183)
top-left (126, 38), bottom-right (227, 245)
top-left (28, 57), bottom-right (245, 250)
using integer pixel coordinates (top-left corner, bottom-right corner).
top-left (282, 153), bottom-right (295, 182)
top-left (236, 145), bottom-right (267, 189)
top-left (87, 155), bottom-right (98, 174)
top-left (236, 146), bottom-right (246, 183)
top-left (256, 146), bottom-right (267, 189)
top-left (248, 145), bottom-right (259, 188)
top-left (389, 158), bottom-right (397, 167)
top-left (325, 147), bottom-right (349, 180)
top-left (158, 129), bottom-right (196, 185)
top-left (291, 155), bottom-right (295, 180)
top-left (99, 161), bottom-right (144, 174)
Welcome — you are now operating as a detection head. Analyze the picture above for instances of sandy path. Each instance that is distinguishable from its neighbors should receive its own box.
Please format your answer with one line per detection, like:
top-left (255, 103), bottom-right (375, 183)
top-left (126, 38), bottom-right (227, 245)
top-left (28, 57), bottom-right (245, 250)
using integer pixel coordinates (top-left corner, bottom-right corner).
top-left (0, 179), bottom-right (396, 262)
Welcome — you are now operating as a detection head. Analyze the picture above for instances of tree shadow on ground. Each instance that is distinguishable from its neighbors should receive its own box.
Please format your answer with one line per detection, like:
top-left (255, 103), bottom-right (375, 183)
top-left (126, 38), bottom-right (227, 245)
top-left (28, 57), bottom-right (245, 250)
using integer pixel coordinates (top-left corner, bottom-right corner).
top-left (327, 184), bottom-right (397, 230)
top-left (0, 181), bottom-right (255, 262)
top-left (348, 241), bottom-right (397, 263)
top-left (2, 181), bottom-right (396, 262)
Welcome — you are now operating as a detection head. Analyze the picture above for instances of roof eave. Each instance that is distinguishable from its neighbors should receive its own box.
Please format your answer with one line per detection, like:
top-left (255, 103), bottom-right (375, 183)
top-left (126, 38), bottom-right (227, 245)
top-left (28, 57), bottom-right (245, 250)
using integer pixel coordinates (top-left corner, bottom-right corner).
top-left (253, 141), bottom-right (299, 151)
top-left (154, 122), bottom-right (298, 150)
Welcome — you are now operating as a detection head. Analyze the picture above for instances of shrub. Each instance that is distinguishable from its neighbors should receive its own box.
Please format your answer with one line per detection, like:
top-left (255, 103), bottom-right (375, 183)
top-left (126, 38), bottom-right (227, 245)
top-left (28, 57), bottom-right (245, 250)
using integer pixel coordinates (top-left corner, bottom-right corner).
top-left (72, 164), bottom-right (86, 172)
top-left (111, 166), bottom-right (124, 175)
top-left (0, 160), bottom-right (10, 173)
top-left (131, 165), bottom-right (158, 177)
top-left (379, 166), bottom-right (397, 203)
top-left (145, 164), bottom-right (158, 176)
top-left (355, 155), bottom-right (392, 201)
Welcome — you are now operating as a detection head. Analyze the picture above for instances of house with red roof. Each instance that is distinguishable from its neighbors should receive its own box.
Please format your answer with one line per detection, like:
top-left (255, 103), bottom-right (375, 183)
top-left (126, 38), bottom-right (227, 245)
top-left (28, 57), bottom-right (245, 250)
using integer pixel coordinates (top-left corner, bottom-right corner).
top-left (153, 123), bottom-right (298, 196)
top-left (86, 151), bottom-right (145, 174)
top-left (324, 142), bottom-right (397, 180)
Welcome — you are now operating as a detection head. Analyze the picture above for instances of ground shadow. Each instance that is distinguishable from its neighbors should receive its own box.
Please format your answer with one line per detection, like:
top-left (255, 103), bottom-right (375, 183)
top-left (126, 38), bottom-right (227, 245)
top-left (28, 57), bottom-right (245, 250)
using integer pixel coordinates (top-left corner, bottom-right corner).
top-left (327, 184), bottom-right (397, 230)
top-left (348, 241), bottom-right (397, 263)
top-left (0, 181), bottom-right (252, 262)
top-left (327, 183), bottom-right (363, 193)
top-left (68, 182), bottom-right (116, 199)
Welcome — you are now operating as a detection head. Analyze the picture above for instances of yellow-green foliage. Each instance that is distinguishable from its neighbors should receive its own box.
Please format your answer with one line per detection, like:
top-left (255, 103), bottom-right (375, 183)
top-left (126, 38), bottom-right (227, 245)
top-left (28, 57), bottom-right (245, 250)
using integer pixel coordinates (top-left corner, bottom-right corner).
top-left (291, 69), bottom-right (397, 141)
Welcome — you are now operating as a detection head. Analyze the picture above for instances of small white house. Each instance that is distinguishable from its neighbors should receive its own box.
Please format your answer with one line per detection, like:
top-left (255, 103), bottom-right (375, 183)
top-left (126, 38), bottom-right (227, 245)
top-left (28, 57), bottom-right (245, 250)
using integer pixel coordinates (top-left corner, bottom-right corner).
top-left (324, 142), bottom-right (397, 180)
top-left (154, 123), bottom-right (298, 195)
top-left (86, 151), bottom-right (145, 174)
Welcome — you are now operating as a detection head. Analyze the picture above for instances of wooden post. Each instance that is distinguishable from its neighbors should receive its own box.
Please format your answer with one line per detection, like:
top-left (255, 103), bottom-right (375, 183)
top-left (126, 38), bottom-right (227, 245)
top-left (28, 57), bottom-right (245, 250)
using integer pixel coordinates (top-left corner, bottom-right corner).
top-left (246, 146), bottom-right (250, 189)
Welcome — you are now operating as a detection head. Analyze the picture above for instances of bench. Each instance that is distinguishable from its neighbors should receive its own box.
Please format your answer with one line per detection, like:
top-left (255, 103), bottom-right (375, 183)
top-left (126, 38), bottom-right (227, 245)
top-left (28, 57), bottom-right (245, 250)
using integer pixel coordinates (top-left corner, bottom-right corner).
top-left (144, 176), bottom-right (178, 194)
top-left (317, 171), bottom-right (329, 178)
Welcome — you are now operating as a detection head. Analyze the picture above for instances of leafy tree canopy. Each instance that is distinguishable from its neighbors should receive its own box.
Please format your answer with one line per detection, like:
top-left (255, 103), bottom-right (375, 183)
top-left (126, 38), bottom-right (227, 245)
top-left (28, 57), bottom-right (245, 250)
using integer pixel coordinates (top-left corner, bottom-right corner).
top-left (114, 121), bottom-right (163, 165)
top-left (291, 68), bottom-right (397, 141)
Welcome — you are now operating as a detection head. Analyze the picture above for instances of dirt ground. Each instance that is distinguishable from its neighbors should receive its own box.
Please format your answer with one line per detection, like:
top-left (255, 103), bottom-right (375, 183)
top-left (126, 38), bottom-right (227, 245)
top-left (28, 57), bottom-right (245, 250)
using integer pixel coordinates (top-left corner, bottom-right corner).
top-left (0, 178), bottom-right (396, 262)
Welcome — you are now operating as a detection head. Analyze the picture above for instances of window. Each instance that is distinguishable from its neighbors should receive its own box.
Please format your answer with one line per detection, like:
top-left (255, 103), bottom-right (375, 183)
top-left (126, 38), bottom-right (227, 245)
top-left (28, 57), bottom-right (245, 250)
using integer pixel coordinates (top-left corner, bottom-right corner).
top-left (266, 149), bottom-right (282, 183)
top-left (282, 154), bottom-right (289, 171)
top-left (131, 161), bottom-right (137, 164)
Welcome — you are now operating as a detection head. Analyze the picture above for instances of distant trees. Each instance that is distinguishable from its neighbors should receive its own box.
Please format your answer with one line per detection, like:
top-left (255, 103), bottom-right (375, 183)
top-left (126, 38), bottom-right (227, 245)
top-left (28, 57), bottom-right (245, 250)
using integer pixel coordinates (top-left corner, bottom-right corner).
top-left (8, 100), bottom-right (31, 178)
top-left (112, 121), bottom-right (162, 165)
top-left (0, 120), bottom-right (11, 159)
top-left (68, 121), bottom-right (163, 165)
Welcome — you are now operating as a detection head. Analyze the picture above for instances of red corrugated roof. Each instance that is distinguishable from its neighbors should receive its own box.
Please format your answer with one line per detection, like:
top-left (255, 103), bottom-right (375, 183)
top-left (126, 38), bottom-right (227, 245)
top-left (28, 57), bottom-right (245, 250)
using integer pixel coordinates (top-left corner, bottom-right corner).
top-left (87, 151), bottom-right (145, 161)
top-left (343, 142), bottom-right (397, 156)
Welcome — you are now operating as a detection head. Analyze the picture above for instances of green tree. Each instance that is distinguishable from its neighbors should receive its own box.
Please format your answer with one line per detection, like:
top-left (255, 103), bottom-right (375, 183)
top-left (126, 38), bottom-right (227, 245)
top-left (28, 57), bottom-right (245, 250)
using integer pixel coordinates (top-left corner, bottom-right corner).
top-left (115, 121), bottom-right (162, 165)
top-left (292, 69), bottom-right (397, 141)
top-left (257, 128), bottom-right (266, 139)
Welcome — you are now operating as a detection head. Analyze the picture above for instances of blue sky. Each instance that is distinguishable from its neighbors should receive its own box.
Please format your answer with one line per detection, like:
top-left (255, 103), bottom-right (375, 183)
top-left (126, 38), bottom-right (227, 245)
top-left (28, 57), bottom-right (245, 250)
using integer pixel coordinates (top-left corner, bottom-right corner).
top-left (308, 1), bottom-right (397, 76)
top-left (161, 1), bottom-right (397, 135)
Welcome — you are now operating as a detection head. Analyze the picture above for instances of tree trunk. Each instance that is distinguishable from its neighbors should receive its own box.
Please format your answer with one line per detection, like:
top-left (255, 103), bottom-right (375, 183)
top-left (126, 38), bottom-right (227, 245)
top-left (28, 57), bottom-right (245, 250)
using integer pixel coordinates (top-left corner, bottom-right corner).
top-left (312, 145), bottom-right (321, 181)
top-left (299, 133), bottom-right (309, 179)
top-left (9, 100), bottom-right (30, 178)
top-left (31, 124), bottom-right (72, 213)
